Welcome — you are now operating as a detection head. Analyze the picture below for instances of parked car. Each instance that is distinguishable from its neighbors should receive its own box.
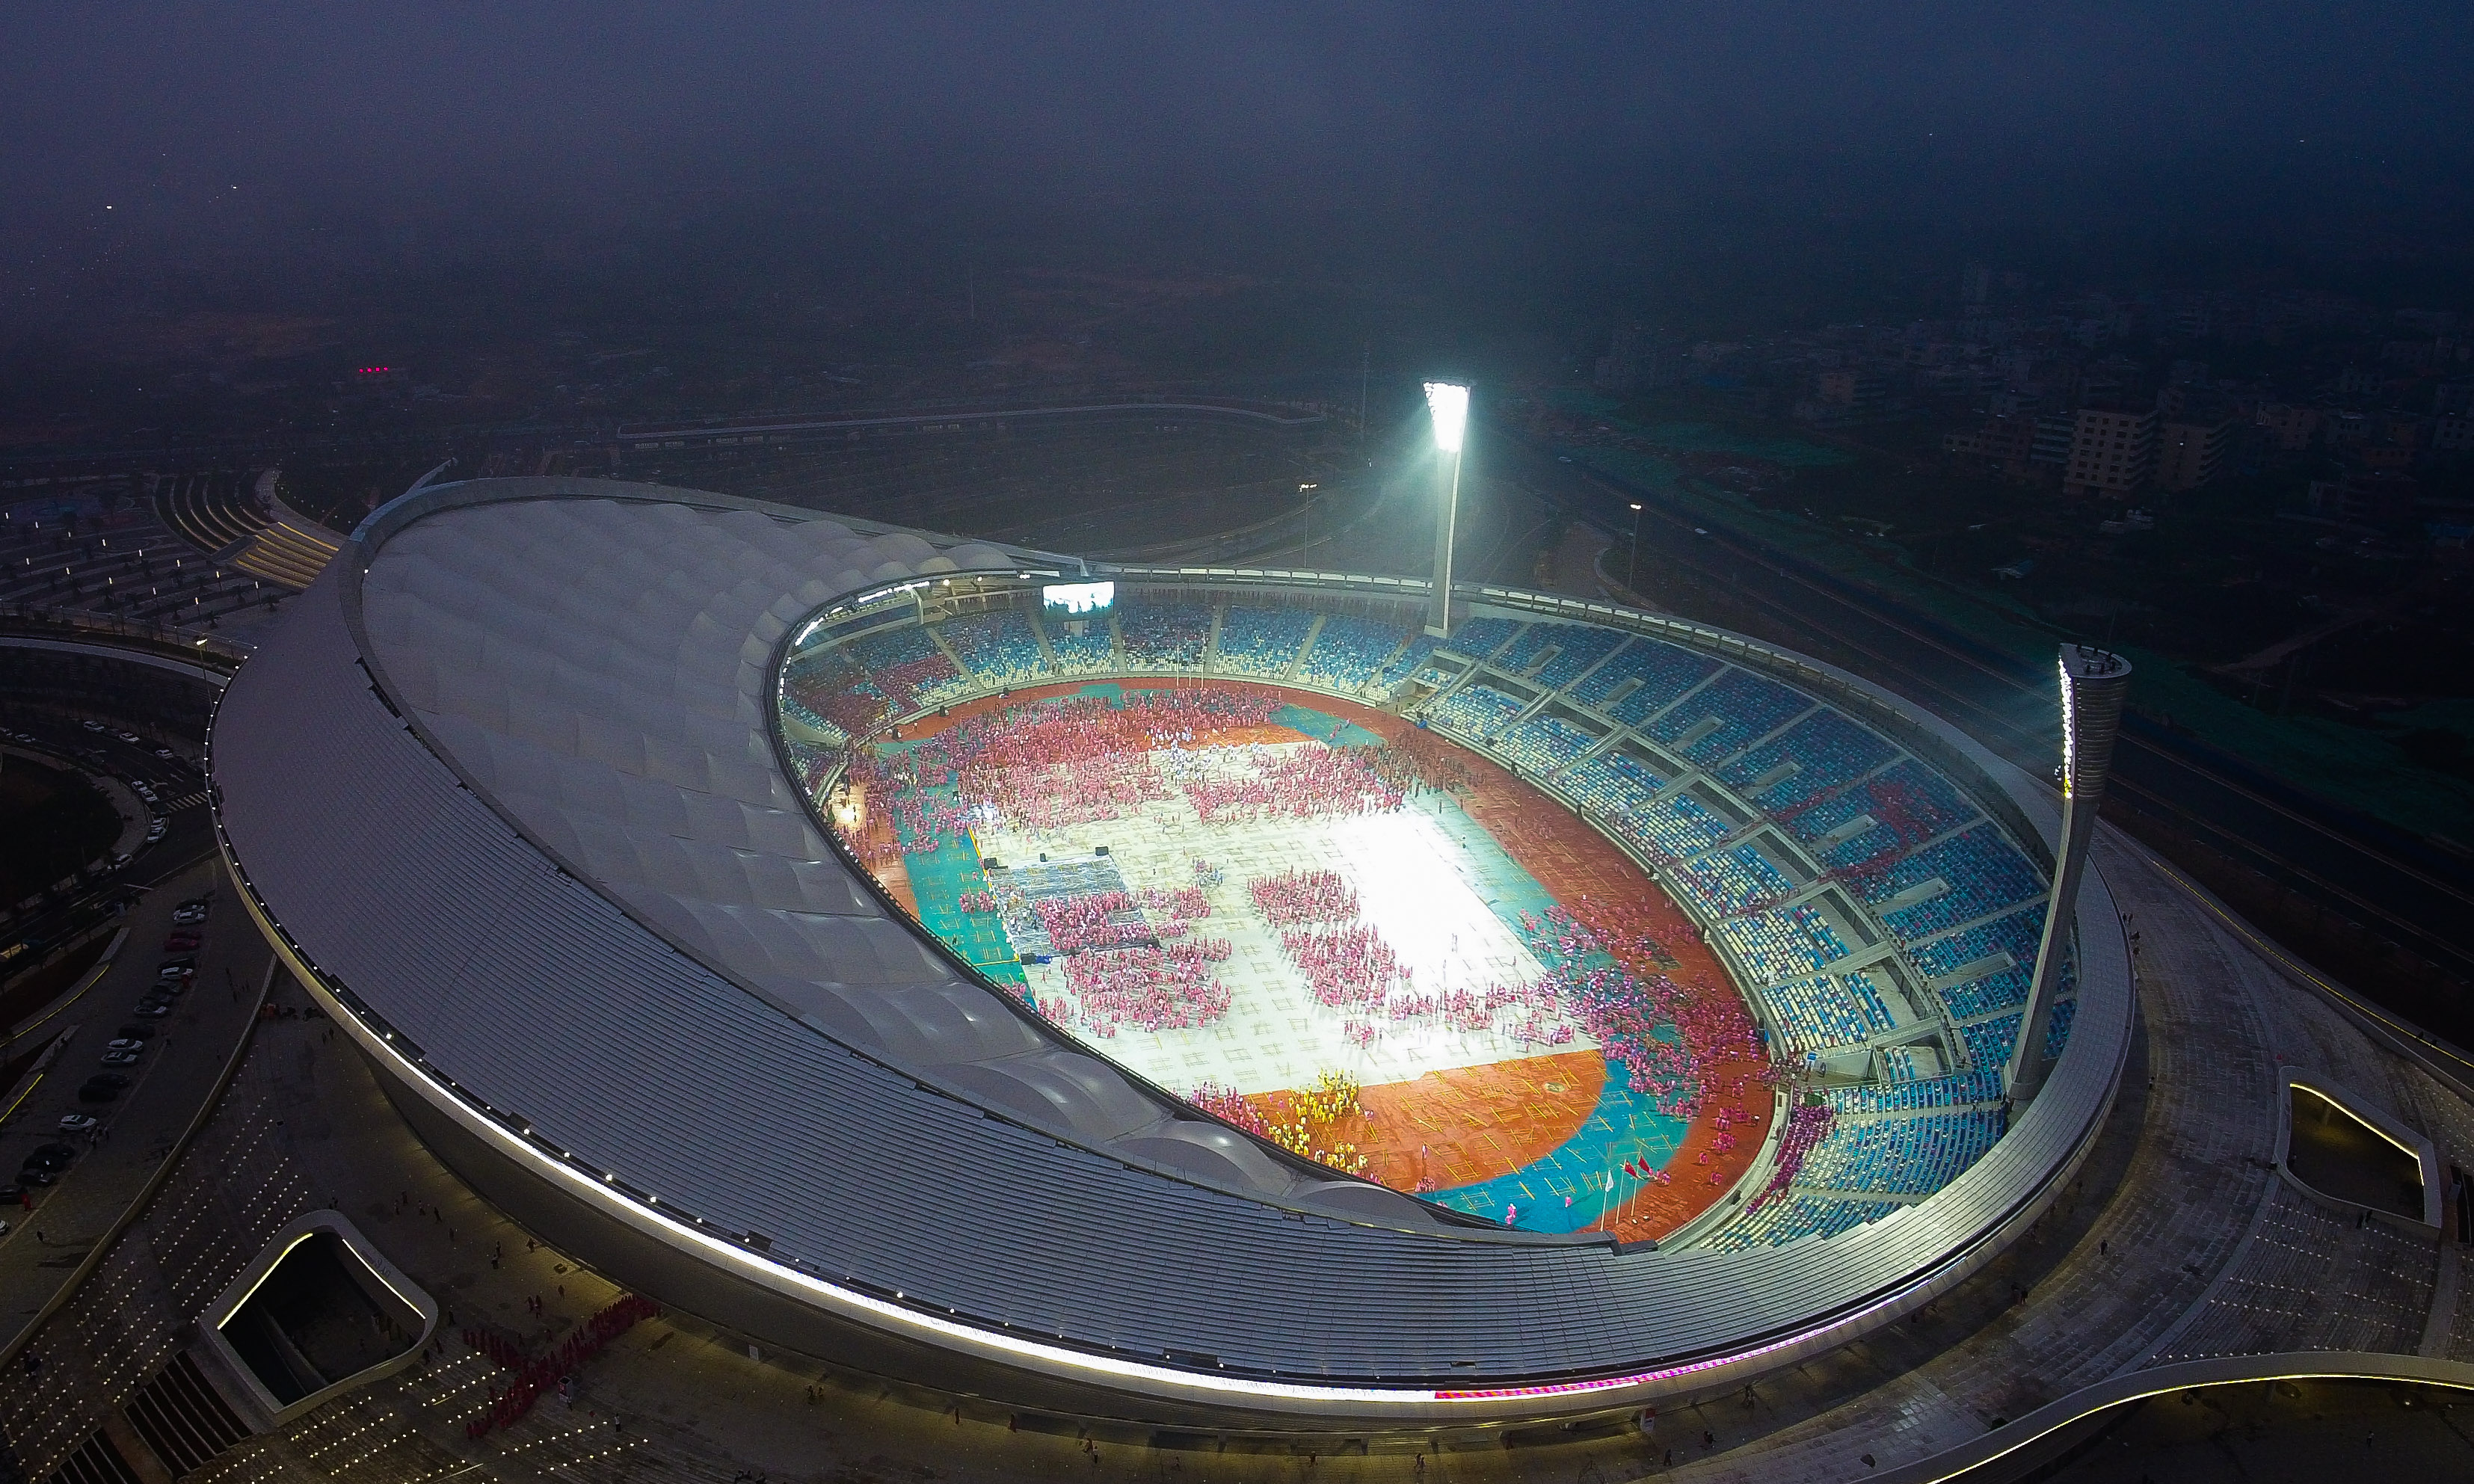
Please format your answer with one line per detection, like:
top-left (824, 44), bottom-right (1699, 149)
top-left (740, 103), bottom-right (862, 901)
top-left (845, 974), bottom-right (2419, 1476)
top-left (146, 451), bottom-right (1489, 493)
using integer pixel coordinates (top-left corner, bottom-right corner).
top-left (104, 1038), bottom-right (145, 1054)
top-left (114, 730), bottom-right (139, 744)
top-left (163, 934), bottom-right (200, 952)
top-left (130, 1001), bottom-right (170, 1018)
top-left (99, 1050), bottom-right (140, 1068)
top-left (112, 1026), bottom-right (156, 1041)
top-left (86, 1073), bottom-right (132, 1089)
top-left (57, 1114), bottom-right (98, 1135)
top-left (144, 822), bottom-right (166, 843)
top-left (76, 1084), bottom-right (120, 1104)
top-left (81, 720), bottom-right (103, 732)
top-left (153, 748), bottom-right (173, 760)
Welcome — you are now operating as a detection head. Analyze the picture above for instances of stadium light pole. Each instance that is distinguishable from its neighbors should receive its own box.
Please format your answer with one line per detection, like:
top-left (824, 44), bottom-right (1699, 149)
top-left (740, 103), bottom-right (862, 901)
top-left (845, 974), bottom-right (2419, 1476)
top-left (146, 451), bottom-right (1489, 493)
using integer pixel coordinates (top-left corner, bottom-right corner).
top-left (1627, 502), bottom-right (1644, 596)
top-left (2007, 644), bottom-right (2132, 1103)
top-left (1425, 381), bottom-right (1468, 636)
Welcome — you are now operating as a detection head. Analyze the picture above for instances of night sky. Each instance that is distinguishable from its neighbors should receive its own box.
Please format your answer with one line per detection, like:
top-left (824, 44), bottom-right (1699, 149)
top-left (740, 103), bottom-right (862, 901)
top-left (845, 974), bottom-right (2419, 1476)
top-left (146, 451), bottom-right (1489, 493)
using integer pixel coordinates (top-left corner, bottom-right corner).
top-left (5, 3), bottom-right (2470, 328)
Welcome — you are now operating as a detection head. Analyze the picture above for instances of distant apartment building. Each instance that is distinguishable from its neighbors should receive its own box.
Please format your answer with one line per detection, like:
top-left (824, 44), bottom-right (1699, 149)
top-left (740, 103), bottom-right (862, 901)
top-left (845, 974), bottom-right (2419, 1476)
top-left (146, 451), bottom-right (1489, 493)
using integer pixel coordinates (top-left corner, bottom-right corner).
top-left (2257, 403), bottom-right (2321, 451)
top-left (2152, 418), bottom-right (2232, 491)
top-left (2029, 411), bottom-right (2078, 468)
top-left (2434, 413), bottom-right (2474, 452)
top-left (2307, 471), bottom-right (2419, 526)
top-left (1806, 369), bottom-right (1894, 421)
top-left (2436, 378), bottom-right (2474, 417)
top-left (1942, 414), bottom-right (2036, 469)
top-left (2062, 408), bottom-right (2155, 497)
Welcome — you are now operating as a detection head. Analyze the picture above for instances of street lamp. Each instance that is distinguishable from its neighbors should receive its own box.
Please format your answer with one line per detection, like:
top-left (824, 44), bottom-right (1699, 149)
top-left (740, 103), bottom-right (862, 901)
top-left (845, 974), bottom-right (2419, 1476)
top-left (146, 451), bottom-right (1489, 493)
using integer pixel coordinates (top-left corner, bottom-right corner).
top-left (1424, 381), bottom-right (1468, 635)
top-left (1627, 502), bottom-right (1645, 597)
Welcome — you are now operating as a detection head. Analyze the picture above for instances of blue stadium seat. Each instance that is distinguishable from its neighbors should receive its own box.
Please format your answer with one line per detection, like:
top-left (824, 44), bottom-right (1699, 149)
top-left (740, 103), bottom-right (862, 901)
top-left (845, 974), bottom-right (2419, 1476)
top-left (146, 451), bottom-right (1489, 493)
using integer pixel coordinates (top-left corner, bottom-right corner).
top-left (1296, 615), bottom-right (1411, 691)
top-left (1567, 638), bottom-right (1720, 724)
top-left (1796, 1108), bottom-right (2006, 1196)
top-left (1213, 606), bottom-right (1316, 677)
top-left (1646, 667), bottom-right (1811, 764)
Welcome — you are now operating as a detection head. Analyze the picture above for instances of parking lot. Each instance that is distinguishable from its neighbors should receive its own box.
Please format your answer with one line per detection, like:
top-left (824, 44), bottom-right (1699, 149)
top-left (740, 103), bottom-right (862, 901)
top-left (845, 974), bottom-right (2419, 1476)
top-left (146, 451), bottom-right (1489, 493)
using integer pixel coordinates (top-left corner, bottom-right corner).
top-left (0, 857), bottom-right (268, 1353)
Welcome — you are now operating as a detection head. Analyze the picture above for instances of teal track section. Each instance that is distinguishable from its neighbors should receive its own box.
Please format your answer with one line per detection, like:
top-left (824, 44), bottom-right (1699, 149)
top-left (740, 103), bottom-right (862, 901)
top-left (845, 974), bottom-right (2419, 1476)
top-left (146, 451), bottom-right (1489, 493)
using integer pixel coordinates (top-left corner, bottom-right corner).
top-left (866, 686), bottom-right (1705, 1215)
top-left (1428, 1048), bottom-right (1691, 1232)
top-left (884, 781), bottom-right (1024, 988)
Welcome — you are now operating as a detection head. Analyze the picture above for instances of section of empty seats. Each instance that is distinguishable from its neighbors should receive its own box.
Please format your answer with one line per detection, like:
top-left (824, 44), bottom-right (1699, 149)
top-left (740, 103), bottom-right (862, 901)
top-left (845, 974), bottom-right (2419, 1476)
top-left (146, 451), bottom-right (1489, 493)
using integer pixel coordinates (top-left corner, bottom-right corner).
top-left (1045, 614), bottom-right (1116, 672)
top-left (1720, 709), bottom-right (1899, 813)
top-left (1492, 620), bottom-right (1628, 689)
top-left (1619, 790), bottom-right (1735, 862)
top-left (1782, 758), bottom-right (1981, 869)
top-left (1426, 682), bottom-right (1530, 739)
top-left (1937, 962), bottom-right (2031, 1021)
top-left (1910, 905), bottom-right (2047, 985)
top-left (1668, 842), bottom-right (1794, 916)
top-left (1559, 751), bottom-right (1667, 834)
top-left (937, 612), bottom-right (1046, 686)
top-left (1494, 712), bottom-right (1599, 774)
top-left (1568, 637), bottom-right (1722, 724)
top-left (1438, 615), bottom-right (1524, 662)
top-left (1118, 601), bottom-right (1211, 668)
top-left (1822, 1067), bottom-right (2003, 1114)
top-left (1371, 632), bottom-right (1440, 693)
top-left (781, 650), bottom-right (890, 741)
top-left (2045, 996), bottom-right (2078, 1058)
top-left (847, 624), bottom-right (968, 712)
top-left (1296, 615), bottom-right (1411, 691)
top-left (1754, 974), bottom-right (1892, 1053)
top-left (1865, 824), bottom-right (2046, 939)
top-left (1644, 665), bottom-right (1811, 764)
top-left (1716, 902), bottom-right (1851, 981)
top-left (1703, 1194), bottom-right (1902, 1251)
top-left (1213, 606), bottom-right (1316, 677)
top-left (1795, 1108), bottom-right (2006, 1196)
top-left (1957, 1012), bottom-right (2023, 1070)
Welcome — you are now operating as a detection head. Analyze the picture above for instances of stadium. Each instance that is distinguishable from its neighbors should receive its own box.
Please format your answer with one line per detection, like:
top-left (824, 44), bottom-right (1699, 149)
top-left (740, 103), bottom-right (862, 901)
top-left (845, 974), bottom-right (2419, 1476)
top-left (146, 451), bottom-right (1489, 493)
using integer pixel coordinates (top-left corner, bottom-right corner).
top-left (208, 473), bottom-right (2133, 1436)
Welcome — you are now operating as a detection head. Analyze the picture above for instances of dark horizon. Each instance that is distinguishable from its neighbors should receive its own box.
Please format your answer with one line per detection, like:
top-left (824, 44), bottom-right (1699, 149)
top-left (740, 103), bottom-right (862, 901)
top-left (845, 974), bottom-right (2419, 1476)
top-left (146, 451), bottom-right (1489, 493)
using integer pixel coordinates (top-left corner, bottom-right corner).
top-left (7, 1), bottom-right (2472, 350)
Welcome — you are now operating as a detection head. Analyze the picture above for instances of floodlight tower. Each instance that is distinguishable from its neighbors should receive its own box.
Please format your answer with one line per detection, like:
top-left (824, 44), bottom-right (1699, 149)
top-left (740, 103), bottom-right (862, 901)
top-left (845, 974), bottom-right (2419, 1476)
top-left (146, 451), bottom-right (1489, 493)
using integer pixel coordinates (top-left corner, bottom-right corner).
top-left (2007, 644), bottom-right (2132, 1103)
top-left (1424, 381), bottom-right (1469, 636)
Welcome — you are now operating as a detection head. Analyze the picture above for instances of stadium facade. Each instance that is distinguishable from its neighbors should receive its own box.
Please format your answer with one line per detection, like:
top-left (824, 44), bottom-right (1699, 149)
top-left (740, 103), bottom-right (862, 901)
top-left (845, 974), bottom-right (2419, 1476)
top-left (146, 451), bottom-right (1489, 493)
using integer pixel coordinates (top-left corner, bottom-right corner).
top-left (208, 478), bottom-right (2132, 1432)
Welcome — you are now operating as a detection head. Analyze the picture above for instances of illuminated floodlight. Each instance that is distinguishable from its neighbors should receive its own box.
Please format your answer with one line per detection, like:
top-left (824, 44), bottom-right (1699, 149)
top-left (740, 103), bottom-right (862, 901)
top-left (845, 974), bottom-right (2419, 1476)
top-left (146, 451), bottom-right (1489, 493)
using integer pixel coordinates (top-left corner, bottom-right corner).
top-left (1042, 580), bottom-right (1116, 615)
top-left (1424, 382), bottom-right (1469, 453)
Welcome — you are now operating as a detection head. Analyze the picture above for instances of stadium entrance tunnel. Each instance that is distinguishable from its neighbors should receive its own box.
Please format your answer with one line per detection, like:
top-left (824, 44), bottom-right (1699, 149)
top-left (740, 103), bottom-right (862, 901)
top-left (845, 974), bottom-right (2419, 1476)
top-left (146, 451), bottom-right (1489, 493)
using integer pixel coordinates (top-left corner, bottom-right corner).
top-left (2281, 1077), bottom-right (2438, 1227)
top-left (194, 1211), bottom-right (438, 1429)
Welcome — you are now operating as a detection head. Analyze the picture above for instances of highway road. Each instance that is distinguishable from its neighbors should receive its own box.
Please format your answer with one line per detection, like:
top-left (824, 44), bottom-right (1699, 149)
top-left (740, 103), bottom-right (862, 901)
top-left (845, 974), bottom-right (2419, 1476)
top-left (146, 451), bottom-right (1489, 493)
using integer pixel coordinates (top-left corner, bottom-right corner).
top-left (1495, 427), bottom-right (2474, 994)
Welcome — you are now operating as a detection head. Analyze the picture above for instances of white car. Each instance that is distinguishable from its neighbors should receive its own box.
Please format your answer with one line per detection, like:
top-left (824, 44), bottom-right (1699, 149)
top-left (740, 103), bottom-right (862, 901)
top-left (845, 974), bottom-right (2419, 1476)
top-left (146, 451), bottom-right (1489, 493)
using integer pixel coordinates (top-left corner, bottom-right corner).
top-left (104, 1038), bottom-right (145, 1054)
top-left (115, 731), bottom-right (139, 744)
top-left (153, 748), bottom-right (173, 760)
top-left (100, 1050), bottom-right (141, 1067)
top-left (58, 1113), bottom-right (99, 1134)
top-left (81, 720), bottom-right (103, 732)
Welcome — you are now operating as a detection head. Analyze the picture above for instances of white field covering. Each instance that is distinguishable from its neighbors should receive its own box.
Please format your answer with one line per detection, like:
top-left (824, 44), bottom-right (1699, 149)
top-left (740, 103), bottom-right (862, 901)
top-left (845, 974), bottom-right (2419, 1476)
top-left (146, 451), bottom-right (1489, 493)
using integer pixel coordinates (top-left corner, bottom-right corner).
top-left (979, 742), bottom-right (1587, 1096)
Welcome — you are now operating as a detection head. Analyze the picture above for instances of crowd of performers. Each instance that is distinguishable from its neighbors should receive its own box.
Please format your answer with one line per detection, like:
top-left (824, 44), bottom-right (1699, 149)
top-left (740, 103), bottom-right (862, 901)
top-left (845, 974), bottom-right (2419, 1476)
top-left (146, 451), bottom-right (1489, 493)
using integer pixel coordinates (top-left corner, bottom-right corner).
top-left (833, 686), bottom-right (1828, 1213)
